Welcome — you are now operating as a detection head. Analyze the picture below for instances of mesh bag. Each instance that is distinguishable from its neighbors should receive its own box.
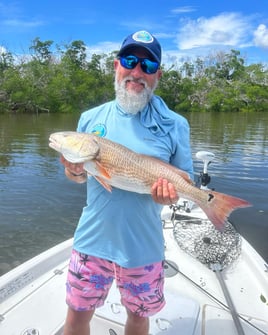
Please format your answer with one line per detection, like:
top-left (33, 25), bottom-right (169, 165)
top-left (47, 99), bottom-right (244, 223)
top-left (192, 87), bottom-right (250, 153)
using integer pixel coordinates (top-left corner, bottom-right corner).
top-left (173, 217), bottom-right (242, 269)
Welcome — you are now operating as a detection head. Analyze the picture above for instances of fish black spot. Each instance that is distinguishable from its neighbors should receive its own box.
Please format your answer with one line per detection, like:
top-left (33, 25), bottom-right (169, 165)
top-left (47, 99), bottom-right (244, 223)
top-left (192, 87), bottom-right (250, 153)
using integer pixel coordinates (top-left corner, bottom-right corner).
top-left (208, 193), bottom-right (214, 202)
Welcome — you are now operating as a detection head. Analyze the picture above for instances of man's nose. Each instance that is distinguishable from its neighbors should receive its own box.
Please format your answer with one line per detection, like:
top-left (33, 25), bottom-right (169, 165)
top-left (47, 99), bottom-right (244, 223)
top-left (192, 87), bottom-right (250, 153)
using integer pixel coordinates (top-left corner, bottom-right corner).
top-left (130, 62), bottom-right (144, 76)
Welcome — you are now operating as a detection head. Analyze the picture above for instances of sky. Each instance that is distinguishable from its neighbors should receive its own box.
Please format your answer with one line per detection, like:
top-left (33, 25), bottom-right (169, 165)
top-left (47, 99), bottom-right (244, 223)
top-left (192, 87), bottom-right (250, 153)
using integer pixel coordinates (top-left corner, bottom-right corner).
top-left (1, 0), bottom-right (268, 66)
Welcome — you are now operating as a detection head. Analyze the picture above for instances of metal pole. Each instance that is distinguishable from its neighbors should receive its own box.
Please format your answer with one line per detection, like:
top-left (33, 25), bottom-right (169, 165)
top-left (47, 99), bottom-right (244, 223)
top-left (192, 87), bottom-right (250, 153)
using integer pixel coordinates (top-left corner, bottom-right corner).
top-left (211, 263), bottom-right (246, 335)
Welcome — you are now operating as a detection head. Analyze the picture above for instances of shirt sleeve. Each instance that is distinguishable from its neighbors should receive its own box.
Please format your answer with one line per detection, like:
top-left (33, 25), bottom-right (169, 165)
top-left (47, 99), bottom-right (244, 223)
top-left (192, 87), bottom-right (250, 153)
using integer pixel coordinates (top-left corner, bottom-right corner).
top-left (170, 117), bottom-right (194, 181)
top-left (77, 110), bottom-right (91, 132)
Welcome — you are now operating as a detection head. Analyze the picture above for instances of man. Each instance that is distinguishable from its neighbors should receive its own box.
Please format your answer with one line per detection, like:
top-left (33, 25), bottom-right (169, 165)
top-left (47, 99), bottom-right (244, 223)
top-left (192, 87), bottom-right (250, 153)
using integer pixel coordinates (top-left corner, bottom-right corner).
top-left (61, 30), bottom-right (193, 335)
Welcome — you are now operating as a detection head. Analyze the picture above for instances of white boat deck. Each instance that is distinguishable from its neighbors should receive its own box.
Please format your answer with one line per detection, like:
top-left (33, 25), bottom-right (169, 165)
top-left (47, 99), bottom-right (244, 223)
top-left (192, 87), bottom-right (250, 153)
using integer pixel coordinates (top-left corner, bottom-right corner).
top-left (0, 236), bottom-right (201, 335)
top-left (0, 240), bottom-right (70, 335)
top-left (1, 225), bottom-right (268, 335)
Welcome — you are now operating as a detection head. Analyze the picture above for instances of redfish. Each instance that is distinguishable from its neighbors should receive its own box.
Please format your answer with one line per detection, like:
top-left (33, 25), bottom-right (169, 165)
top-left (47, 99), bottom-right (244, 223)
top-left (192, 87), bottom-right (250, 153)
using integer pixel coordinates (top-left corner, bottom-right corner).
top-left (49, 131), bottom-right (251, 230)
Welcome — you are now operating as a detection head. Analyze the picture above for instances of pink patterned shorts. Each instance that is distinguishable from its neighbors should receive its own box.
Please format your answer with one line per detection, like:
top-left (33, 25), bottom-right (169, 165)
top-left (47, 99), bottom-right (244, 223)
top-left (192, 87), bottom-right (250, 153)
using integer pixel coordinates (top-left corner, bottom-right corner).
top-left (66, 249), bottom-right (165, 317)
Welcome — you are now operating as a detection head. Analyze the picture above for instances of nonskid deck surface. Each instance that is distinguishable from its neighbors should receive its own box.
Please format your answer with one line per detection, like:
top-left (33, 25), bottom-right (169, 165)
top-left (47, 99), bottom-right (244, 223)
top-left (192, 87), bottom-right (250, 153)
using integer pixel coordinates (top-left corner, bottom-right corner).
top-left (94, 283), bottom-right (200, 335)
top-left (0, 213), bottom-right (268, 335)
top-left (0, 252), bottom-right (199, 335)
top-left (202, 305), bottom-right (268, 335)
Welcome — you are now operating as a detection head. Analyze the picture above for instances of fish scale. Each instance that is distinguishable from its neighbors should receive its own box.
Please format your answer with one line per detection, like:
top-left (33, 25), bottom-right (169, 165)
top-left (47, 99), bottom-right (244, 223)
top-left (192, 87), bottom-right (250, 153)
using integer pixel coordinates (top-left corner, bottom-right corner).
top-left (49, 131), bottom-right (251, 230)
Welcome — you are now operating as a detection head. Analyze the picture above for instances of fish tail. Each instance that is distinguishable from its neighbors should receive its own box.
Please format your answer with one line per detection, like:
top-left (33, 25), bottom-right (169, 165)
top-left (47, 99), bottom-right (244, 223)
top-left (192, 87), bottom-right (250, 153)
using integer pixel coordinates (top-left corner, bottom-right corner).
top-left (198, 190), bottom-right (251, 231)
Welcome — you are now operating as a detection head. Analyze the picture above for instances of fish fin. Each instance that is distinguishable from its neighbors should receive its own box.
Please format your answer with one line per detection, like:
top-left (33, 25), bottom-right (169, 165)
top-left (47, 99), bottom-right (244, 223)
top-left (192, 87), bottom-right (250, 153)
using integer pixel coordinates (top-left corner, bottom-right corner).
top-left (94, 176), bottom-right (112, 192)
top-left (83, 161), bottom-right (112, 192)
top-left (95, 161), bottom-right (111, 179)
top-left (198, 191), bottom-right (251, 231)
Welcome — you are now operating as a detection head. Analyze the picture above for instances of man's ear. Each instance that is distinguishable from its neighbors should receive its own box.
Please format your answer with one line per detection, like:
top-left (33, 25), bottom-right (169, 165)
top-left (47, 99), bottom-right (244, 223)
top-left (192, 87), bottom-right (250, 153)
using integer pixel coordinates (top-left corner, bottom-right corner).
top-left (157, 69), bottom-right (162, 80)
top-left (114, 59), bottom-right (119, 70)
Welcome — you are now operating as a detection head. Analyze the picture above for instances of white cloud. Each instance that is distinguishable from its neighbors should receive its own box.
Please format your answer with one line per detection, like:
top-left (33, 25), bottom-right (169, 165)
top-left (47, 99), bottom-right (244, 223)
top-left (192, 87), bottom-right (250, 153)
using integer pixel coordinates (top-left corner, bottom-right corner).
top-left (3, 19), bottom-right (44, 28)
top-left (0, 46), bottom-right (7, 55)
top-left (171, 6), bottom-right (196, 14)
top-left (0, 2), bottom-right (45, 31)
top-left (177, 13), bottom-right (250, 50)
top-left (253, 24), bottom-right (268, 48)
top-left (85, 41), bottom-right (120, 61)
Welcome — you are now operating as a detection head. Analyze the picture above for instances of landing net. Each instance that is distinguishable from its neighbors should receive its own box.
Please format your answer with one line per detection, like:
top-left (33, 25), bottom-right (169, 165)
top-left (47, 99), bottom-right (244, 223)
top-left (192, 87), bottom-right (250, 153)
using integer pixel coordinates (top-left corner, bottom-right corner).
top-left (173, 217), bottom-right (242, 269)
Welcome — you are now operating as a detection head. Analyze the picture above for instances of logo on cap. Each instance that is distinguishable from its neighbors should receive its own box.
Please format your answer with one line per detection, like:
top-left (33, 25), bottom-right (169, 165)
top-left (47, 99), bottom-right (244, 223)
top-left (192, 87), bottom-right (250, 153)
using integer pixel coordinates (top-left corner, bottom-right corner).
top-left (132, 31), bottom-right (154, 44)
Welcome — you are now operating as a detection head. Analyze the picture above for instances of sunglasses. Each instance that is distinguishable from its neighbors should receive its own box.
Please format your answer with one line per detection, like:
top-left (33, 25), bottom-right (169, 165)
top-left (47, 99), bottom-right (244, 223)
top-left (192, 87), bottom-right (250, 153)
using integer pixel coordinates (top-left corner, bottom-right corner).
top-left (119, 55), bottom-right (159, 74)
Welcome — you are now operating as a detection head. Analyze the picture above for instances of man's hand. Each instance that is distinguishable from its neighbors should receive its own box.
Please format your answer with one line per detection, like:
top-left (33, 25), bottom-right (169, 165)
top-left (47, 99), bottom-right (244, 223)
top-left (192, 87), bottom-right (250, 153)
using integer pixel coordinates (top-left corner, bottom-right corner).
top-left (60, 156), bottom-right (87, 184)
top-left (151, 178), bottom-right (178, 205)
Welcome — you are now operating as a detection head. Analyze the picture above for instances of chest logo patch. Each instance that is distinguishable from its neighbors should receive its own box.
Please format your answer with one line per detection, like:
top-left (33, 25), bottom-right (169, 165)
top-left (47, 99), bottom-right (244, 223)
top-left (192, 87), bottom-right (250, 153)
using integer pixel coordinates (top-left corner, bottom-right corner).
top-left (91, 124), bottom-right (107, 137)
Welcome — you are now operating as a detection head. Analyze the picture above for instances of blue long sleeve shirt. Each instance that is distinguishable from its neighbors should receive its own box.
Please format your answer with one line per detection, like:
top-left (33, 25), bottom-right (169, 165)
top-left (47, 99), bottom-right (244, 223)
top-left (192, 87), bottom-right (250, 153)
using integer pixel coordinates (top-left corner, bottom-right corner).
top-left (73, 95), bottom-right (193, 268)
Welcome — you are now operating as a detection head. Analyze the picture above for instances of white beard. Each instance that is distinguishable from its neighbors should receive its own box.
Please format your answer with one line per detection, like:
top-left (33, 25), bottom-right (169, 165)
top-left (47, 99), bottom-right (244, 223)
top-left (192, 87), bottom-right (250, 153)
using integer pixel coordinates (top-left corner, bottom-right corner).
top-left (114, 75), bottom-right (157, 115)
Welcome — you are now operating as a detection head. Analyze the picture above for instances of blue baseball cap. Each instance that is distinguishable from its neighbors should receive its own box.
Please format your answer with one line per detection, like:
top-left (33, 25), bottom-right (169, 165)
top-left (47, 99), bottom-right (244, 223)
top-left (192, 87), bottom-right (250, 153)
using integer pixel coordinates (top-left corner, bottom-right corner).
top-left (117, 30), bottom-right (161, 64)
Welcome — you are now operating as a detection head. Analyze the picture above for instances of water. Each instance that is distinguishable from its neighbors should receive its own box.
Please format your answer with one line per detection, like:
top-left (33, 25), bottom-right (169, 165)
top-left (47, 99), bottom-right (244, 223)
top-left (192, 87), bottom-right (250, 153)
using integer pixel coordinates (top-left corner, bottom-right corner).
top-left (0, 111), bottom-right (267, 275)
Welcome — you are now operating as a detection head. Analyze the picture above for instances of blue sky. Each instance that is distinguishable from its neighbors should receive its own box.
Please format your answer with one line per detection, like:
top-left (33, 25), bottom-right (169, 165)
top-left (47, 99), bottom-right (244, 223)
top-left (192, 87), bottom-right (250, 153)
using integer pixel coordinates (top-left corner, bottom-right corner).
top-left (1, 0), bottom-right (268, 66)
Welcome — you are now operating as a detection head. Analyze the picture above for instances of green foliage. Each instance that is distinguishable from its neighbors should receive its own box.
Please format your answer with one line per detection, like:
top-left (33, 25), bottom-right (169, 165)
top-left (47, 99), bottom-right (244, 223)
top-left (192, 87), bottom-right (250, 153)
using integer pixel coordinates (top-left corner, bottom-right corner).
top-left (0, 38), bottom-right (267, 113)
top-left (29, 37), bottom-right (54, 64)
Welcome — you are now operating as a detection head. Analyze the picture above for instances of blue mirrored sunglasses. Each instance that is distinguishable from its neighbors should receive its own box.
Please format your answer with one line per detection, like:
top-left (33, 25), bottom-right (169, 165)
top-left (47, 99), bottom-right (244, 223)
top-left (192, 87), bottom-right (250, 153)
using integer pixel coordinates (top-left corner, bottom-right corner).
top-left (119, 55), bottom-right (159, 74)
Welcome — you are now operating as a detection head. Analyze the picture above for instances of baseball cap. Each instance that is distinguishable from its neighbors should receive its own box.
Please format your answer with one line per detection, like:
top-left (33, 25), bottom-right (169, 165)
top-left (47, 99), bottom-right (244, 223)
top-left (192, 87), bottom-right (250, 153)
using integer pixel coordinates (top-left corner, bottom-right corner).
top-left (117, 30), bottom-right (161, 64)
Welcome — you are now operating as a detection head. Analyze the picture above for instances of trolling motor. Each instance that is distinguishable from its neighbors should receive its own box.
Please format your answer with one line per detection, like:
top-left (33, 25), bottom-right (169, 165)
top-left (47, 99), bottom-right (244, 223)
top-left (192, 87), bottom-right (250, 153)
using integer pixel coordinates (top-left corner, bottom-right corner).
top-left (168, 151), bottom-right (215, 222)
top-left (196, 151), bottom-right (215, 190)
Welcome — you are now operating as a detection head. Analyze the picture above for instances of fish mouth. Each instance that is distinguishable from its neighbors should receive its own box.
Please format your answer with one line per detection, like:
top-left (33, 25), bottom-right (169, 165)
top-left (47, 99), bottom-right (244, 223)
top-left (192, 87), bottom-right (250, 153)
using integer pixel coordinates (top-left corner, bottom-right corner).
top-left (48, 136), bottom-right (61, 152)
top-left (48, 134), bottom-right (94, 163)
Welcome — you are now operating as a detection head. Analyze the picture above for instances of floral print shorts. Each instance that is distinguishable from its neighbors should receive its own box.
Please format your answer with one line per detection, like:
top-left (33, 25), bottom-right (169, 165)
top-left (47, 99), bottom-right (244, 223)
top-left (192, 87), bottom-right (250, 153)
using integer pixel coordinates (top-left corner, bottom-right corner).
top-left (66, 249), bottom-right (165, 317)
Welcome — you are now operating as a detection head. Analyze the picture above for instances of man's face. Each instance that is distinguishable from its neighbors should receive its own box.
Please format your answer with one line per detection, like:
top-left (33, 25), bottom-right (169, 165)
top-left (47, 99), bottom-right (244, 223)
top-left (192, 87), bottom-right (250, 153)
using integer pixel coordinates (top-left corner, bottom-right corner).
top-left (114, 48), bottom-right (162, 114)
top-left (114, 49), bottom-right (161, 93)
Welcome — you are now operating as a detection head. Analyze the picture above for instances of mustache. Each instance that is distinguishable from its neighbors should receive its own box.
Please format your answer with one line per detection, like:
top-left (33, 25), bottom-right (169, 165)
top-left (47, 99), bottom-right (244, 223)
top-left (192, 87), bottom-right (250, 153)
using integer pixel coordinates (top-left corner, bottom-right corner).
top-left (122, 76), bottom-right (148, 88)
